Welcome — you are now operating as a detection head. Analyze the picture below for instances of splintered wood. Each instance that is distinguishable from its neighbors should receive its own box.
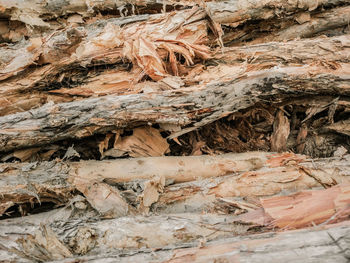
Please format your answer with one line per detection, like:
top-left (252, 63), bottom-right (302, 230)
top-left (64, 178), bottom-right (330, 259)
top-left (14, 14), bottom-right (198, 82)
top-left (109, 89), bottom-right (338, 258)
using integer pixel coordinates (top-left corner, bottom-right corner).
top-left (0, 0), bottom-right (350, 262)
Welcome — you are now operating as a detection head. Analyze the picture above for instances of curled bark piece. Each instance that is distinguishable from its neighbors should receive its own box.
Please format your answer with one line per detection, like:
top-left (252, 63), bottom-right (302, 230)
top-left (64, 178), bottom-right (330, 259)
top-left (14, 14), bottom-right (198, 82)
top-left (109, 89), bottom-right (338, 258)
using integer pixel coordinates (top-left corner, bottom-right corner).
top-left (76, 181), bottom-right (134, 218)
top-left (270, 110), bottom-right (290, 152)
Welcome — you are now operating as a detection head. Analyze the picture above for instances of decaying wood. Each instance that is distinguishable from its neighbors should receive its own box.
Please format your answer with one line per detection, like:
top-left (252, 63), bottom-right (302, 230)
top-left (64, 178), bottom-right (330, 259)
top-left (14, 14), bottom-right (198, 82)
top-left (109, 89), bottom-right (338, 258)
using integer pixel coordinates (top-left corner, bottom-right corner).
top-left (207, 0), bottom-right (349, 26)
top-left (0, 152), bottom-right (273, 216)
top-left (1, 33), bottom-right (348, 117)
top-left (1, 152), bottom-right (350, 217)
top-left (1, 0), bottom-right (345, 40)
top-left (165, 221), bottom-right (350, 263)
top-left (1, 63), bottom-right (349, 152)
top-left (1, 10), bottom-right (349, 116)
top-left (0, 212), bottom-right (255, 262)
top-left (156, 154), bottom-right (350, 214)
top-left (256, 5), bottom-right (350, 43)
top-left (1, 209), bottom-right (349, 262)
top-left (0, 0), bottom-right (165, 25)
top-left (73, 151), bottom-right (269, 183)
top-left (0, 8), bottom-right (208, 83)
top-left (223, 5), bottom-right (350, 45)
top-left (0, 0), bottom-right (185, 43)
top-left (1, 0), bottom-right (350, 261)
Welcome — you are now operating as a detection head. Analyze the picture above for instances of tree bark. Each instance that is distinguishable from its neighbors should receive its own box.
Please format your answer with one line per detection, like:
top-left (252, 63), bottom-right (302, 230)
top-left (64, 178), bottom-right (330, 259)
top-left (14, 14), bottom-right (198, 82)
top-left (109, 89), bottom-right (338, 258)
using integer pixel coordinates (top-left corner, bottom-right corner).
top-left (1, 152), bottom-right (350, 217)
top-left (0, 34), bottom-right (348, 118)
top-left (166, 221), bottom-right (350, 263)
top-left (0, 63), bottom-right (349, 152)
top-left (207, 0), bottom-right (349, 25)
top-left (1, 1), bottom-right (350, 262)
top-left (1, 211), bottom-right (349, 262)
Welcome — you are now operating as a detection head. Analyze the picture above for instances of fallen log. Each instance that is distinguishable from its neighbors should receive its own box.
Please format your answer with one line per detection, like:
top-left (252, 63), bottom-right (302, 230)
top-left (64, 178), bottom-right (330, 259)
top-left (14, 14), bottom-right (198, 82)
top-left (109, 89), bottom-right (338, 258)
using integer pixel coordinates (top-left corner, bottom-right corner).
top-left (207, 0), bottom-right (349, 26)
top-left (0, 0), bottom-right (186, 42)
top-left (1, 63), bottom-right (349, 152)
top-left (255, 5), bottom-right (350, 43)
top-left (1, 152), bottom-right (350, 217)
top-left (0, 151), bottom-right (275, 216)
top-left (156, 155), bottom-right (350, 213)
top-left (0, 7), bottom-right (208, 82)
top-left (0, 212), bottom-right (254, 262)
top-left (165, 221), bottom-right (350, 263)
top-left (2, 0), bottom-right (346, 43)
top-left (222, 5), bottom-right (350, 46)
top-left (1, 34), bottom-right (349, 117)
top-left (1, 209), bottom-right (349, 262)
top-left (2, 5), bottom-right (349, 98)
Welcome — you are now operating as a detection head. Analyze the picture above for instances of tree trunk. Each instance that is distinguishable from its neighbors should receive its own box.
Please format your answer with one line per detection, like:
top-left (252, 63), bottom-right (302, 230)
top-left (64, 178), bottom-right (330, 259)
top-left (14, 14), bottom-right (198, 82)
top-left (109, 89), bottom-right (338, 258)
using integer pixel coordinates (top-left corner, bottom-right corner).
top-left (1, 208), bottom-right (349, 262)
top-left (1, 0), bottom-right (350, 262)
top-left (1, 152), bottom-right (350, 217)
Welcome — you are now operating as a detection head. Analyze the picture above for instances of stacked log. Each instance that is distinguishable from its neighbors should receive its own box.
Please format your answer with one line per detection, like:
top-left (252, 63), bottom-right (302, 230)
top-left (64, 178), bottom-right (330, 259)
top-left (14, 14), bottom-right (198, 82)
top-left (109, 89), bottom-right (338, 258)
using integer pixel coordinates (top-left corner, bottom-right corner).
top-left (0, 0), bottom-right (350, 261)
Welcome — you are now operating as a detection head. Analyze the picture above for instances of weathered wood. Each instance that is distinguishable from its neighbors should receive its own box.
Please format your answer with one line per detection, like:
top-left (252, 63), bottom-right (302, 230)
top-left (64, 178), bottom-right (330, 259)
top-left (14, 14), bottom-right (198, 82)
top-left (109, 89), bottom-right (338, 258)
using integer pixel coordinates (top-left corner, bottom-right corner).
top-left (155, 154), bottom-right (350, 213)
top-left (207, 0), bottom-right (349, 26)
top-left (165, 221), bottom-right (350, 263)
top-left (43, 222), bottom-right (350, 262)
top-left (0, 62), bottom-right (349, 152)
top-left (221, 5), bottom-right (350, 46)
top-left (1, 1), bottom-right (350, 263)
top-left (2, 0), bottom-right (346, 32)
top-left (1, 34), bottom-right (349, 117)
top-left (0, 0), bottom-right (179, 29)
top-left (0, 212), bottom-right (254, 262)
top-left (1, 211), bottom-right (349, 262)
top-left (0, 152), bottom-right (273, 216)
top-left (253, 5), bottom-right (350, 43)
top-left (1, 153), bottom-right (350, 217)
top-left (2, 3), bottom-right (349, 88)
top-left (0, 7), bottom-right (208, 82)
top-left (247, 184), bottom-right (350, 229)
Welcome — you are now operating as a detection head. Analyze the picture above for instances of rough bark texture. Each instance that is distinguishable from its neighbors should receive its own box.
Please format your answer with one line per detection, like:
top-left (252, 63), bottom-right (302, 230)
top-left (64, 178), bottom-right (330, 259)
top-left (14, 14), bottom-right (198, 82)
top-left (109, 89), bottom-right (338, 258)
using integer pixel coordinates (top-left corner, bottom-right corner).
top-left (1, 211), bottom-right (349, 262)
top-left (1, 152), bottom-right (350, 217)
top-left (1, 34), bottom-right (349, 117)
top-left (1, 64), bottom-right (349, 152)
top-left (1, 0), bottom-right (350, 262)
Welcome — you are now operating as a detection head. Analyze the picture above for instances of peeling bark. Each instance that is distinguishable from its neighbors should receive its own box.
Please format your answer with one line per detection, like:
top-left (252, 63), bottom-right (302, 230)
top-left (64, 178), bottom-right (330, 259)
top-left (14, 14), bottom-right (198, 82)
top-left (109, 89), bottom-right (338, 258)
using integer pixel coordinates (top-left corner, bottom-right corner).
top-left (1, 152), bottom-right (350, 217)
top-left (0, 64), bottom-right (349, 152)
top-left (166, 221), bottom-right (350, 263)
top-left (0, 33), bottom-right (347, 117)
top-left (207, 0), bottom-right (349, 26)
top-left (1, 1), bottom-right (350, 262)
top-left (1, 211), bottom-right (349, 262)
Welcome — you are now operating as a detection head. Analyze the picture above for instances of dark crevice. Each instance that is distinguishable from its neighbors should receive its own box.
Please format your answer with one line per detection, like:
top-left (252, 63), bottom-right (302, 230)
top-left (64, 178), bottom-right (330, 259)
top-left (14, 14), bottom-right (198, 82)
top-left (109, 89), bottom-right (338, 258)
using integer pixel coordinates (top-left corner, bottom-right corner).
top-left (0, 202), bottom-right (60, 220)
